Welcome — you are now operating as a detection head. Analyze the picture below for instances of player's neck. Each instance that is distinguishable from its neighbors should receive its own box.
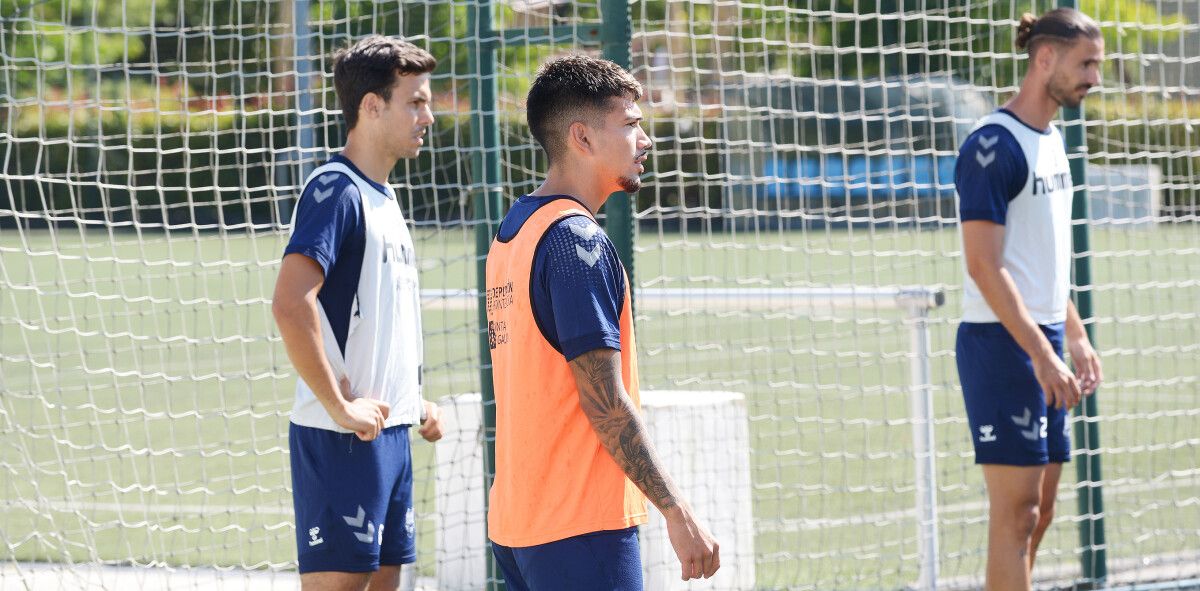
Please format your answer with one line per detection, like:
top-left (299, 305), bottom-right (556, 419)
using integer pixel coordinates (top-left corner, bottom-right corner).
top-left (1003, 80), bottom-right (1058, 132)
top-left (341, 134), bottom-right (396, 186)
top-left (529, 165), bottom-right (612, 215)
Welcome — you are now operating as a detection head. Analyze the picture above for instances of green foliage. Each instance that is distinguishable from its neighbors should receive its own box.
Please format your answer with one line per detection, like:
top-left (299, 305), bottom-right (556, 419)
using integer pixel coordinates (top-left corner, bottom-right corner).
top-left (1082, 0), bottom-right (1185, 56)
top-left (2, 0), bottom-right (1197, 226)
top-left (633, 0), bottom-right (1185, 89)
top-left (1087, 93), bottom-right (1200, 209)
top-left (1, 0), bottom-right (159, 96)
top-left (2, 0), bottom-right (1189, 104)
top-left (1, 0), bottom-right (286, 104)
top-left (935, 0), bottom-right (1185, 88)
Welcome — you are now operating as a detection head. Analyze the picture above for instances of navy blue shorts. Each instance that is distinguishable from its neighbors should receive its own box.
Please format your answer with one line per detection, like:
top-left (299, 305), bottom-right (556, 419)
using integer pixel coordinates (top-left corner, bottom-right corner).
top-left (957, 322), bottom-right (1071, 466)
top-left (491, 527), bottom-right (642, 591)
top-left (289, 423), bottom-right (415, 573)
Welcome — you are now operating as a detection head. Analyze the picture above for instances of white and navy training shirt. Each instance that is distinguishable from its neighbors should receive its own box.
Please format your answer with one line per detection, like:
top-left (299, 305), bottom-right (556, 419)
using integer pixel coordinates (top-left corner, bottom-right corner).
top-left (956, 109), bottom-right (1074, 325)
top-left (283, 155), bottom-right (424, 430)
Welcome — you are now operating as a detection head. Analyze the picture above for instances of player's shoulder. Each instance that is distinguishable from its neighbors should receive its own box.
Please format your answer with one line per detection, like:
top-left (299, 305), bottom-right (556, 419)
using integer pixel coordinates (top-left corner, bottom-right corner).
top-left (961, 123), bottom-right (1020, 155)
top-left (957, 123), bottom-right (1024, 174)
top-left (544, 215), bottom-right (610, 253)
top-left (538, 215), bottom-right (616, 271)
top-left (548, 214), bottom-right (604, 241)
top-left (301, 169), bottom-right (361, 206)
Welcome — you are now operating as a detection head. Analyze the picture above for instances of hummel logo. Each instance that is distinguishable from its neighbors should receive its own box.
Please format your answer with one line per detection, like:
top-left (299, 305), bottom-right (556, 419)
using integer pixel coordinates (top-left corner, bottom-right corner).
top-left (1011, 407), bottom-right (1031, 427)
top-left (318, 173), bottom-right (340, 186)
top-left (974, 134), bottom-right (999, 167)
top-left (568, 222), bottom-right (600, 241)
top-left (576, 244), bottom-right (601, 267)
top-left (1011, 407), bottom-right (1040, 441)
top-left (343, 505), bottom-right (366, 527)
top-left (312, 186), bottom-right (334, 203)
top-left (978, 425), bottom-right (997, 443)
top-left (343, 505), bottom-right (377, 544)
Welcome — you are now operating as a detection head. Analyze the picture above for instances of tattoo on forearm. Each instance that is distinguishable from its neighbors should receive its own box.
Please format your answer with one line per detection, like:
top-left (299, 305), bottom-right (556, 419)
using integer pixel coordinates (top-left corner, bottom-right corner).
top-left (617, 419), bottom-right (676, 508)
top-left (572, 350), bottom-right (678, 511)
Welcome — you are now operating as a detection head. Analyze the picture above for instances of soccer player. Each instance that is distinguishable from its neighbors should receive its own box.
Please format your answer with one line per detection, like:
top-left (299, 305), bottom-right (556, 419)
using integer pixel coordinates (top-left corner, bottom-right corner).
top-left (483, 55), bottom-right (719, 590)
top-left (954, 8), bottom-right (1105, 590)
top-left (272, 36), bottom-right (443, 591)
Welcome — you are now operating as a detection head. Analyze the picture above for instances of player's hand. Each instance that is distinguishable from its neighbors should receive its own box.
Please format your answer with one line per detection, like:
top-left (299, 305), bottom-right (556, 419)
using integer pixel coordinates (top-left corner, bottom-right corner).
top-left (1033, 353), bottom-right (1081, 410)
top-left (332, 376), bottom-right (390, 441)
top-left (1067, 336), bottom-right (1103, 396)
top-left (663, 503), bottom-right (720, 581)
top-left (418, 399), bottom-right (443, 442)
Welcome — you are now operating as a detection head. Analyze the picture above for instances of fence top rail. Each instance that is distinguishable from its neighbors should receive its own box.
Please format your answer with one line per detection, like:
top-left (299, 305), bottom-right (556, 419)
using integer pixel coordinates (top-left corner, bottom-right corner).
top-left (422, 286), bottom-right (946, 313)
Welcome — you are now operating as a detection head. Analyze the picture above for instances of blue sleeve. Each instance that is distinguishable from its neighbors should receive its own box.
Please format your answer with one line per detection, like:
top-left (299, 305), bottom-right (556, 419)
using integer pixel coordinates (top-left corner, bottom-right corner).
top-left (955, 125), bottom-right (1027, 224)
top-left (283, 173), bottom-right (362, 276)
top-left (531, 215), bottom-right (625, 361)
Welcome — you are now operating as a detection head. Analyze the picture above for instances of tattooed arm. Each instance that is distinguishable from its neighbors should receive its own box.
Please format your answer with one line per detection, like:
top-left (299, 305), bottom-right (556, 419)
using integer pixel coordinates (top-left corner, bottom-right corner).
top-left (569, 347), bottom-right (720, 581)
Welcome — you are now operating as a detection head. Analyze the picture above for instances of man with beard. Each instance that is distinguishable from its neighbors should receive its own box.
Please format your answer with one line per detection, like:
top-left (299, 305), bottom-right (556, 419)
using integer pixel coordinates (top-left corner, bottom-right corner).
top-left (954, 8), bottom-right (1105, 590)
top-left (482, 55), bottom-right (719, 590)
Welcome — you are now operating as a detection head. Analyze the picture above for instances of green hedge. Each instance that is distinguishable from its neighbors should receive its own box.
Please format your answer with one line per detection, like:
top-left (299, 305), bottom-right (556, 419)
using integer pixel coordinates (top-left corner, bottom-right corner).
top-left (3, 110), bottom-right (300, 229)
top-left (3, 96), bottom-right (1197, 231)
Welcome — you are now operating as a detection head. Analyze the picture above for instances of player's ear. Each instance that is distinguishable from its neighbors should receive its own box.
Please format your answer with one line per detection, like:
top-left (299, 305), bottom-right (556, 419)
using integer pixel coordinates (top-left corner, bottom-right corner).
top-left (359, 92), bottom-right (382, 122)
top-left (568, 120), bottom-right (593, 156)
top-left (1034, 42), bottom-right (1058, 72)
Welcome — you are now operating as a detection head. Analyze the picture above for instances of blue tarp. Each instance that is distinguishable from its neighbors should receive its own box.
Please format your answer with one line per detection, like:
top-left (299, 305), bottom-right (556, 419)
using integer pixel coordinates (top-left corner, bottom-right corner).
top-left (762, 154), bottom-right (958, 201)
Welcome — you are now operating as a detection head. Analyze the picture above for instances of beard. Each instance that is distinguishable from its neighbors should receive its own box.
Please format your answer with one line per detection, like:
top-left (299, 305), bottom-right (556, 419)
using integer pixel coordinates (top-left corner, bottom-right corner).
top-left (1049, 75), bottom-right (1088, 109)
top-left (1054, 89), bottom-right (1085, 109)
top-left (618, 174), bottom-right (642, 194)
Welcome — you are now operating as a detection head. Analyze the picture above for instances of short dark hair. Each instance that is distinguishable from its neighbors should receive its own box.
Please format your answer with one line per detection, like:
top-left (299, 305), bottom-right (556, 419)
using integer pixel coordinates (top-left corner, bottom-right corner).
top-left (526, 54), bottom-right (642, 165)
top-left (333, 35), bottom-right (437, 130)
top-left (1015, 8), bottom-right (1101, 57)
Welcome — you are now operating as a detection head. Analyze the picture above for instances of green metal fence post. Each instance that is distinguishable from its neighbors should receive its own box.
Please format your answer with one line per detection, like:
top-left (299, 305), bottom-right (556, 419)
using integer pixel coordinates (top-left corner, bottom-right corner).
top-left (469, 1), bottom-right (505, 589)
top-left (1060, 1), bottom-right (1107, 585)
top-left (599, 0), bottom-right (635, 299)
